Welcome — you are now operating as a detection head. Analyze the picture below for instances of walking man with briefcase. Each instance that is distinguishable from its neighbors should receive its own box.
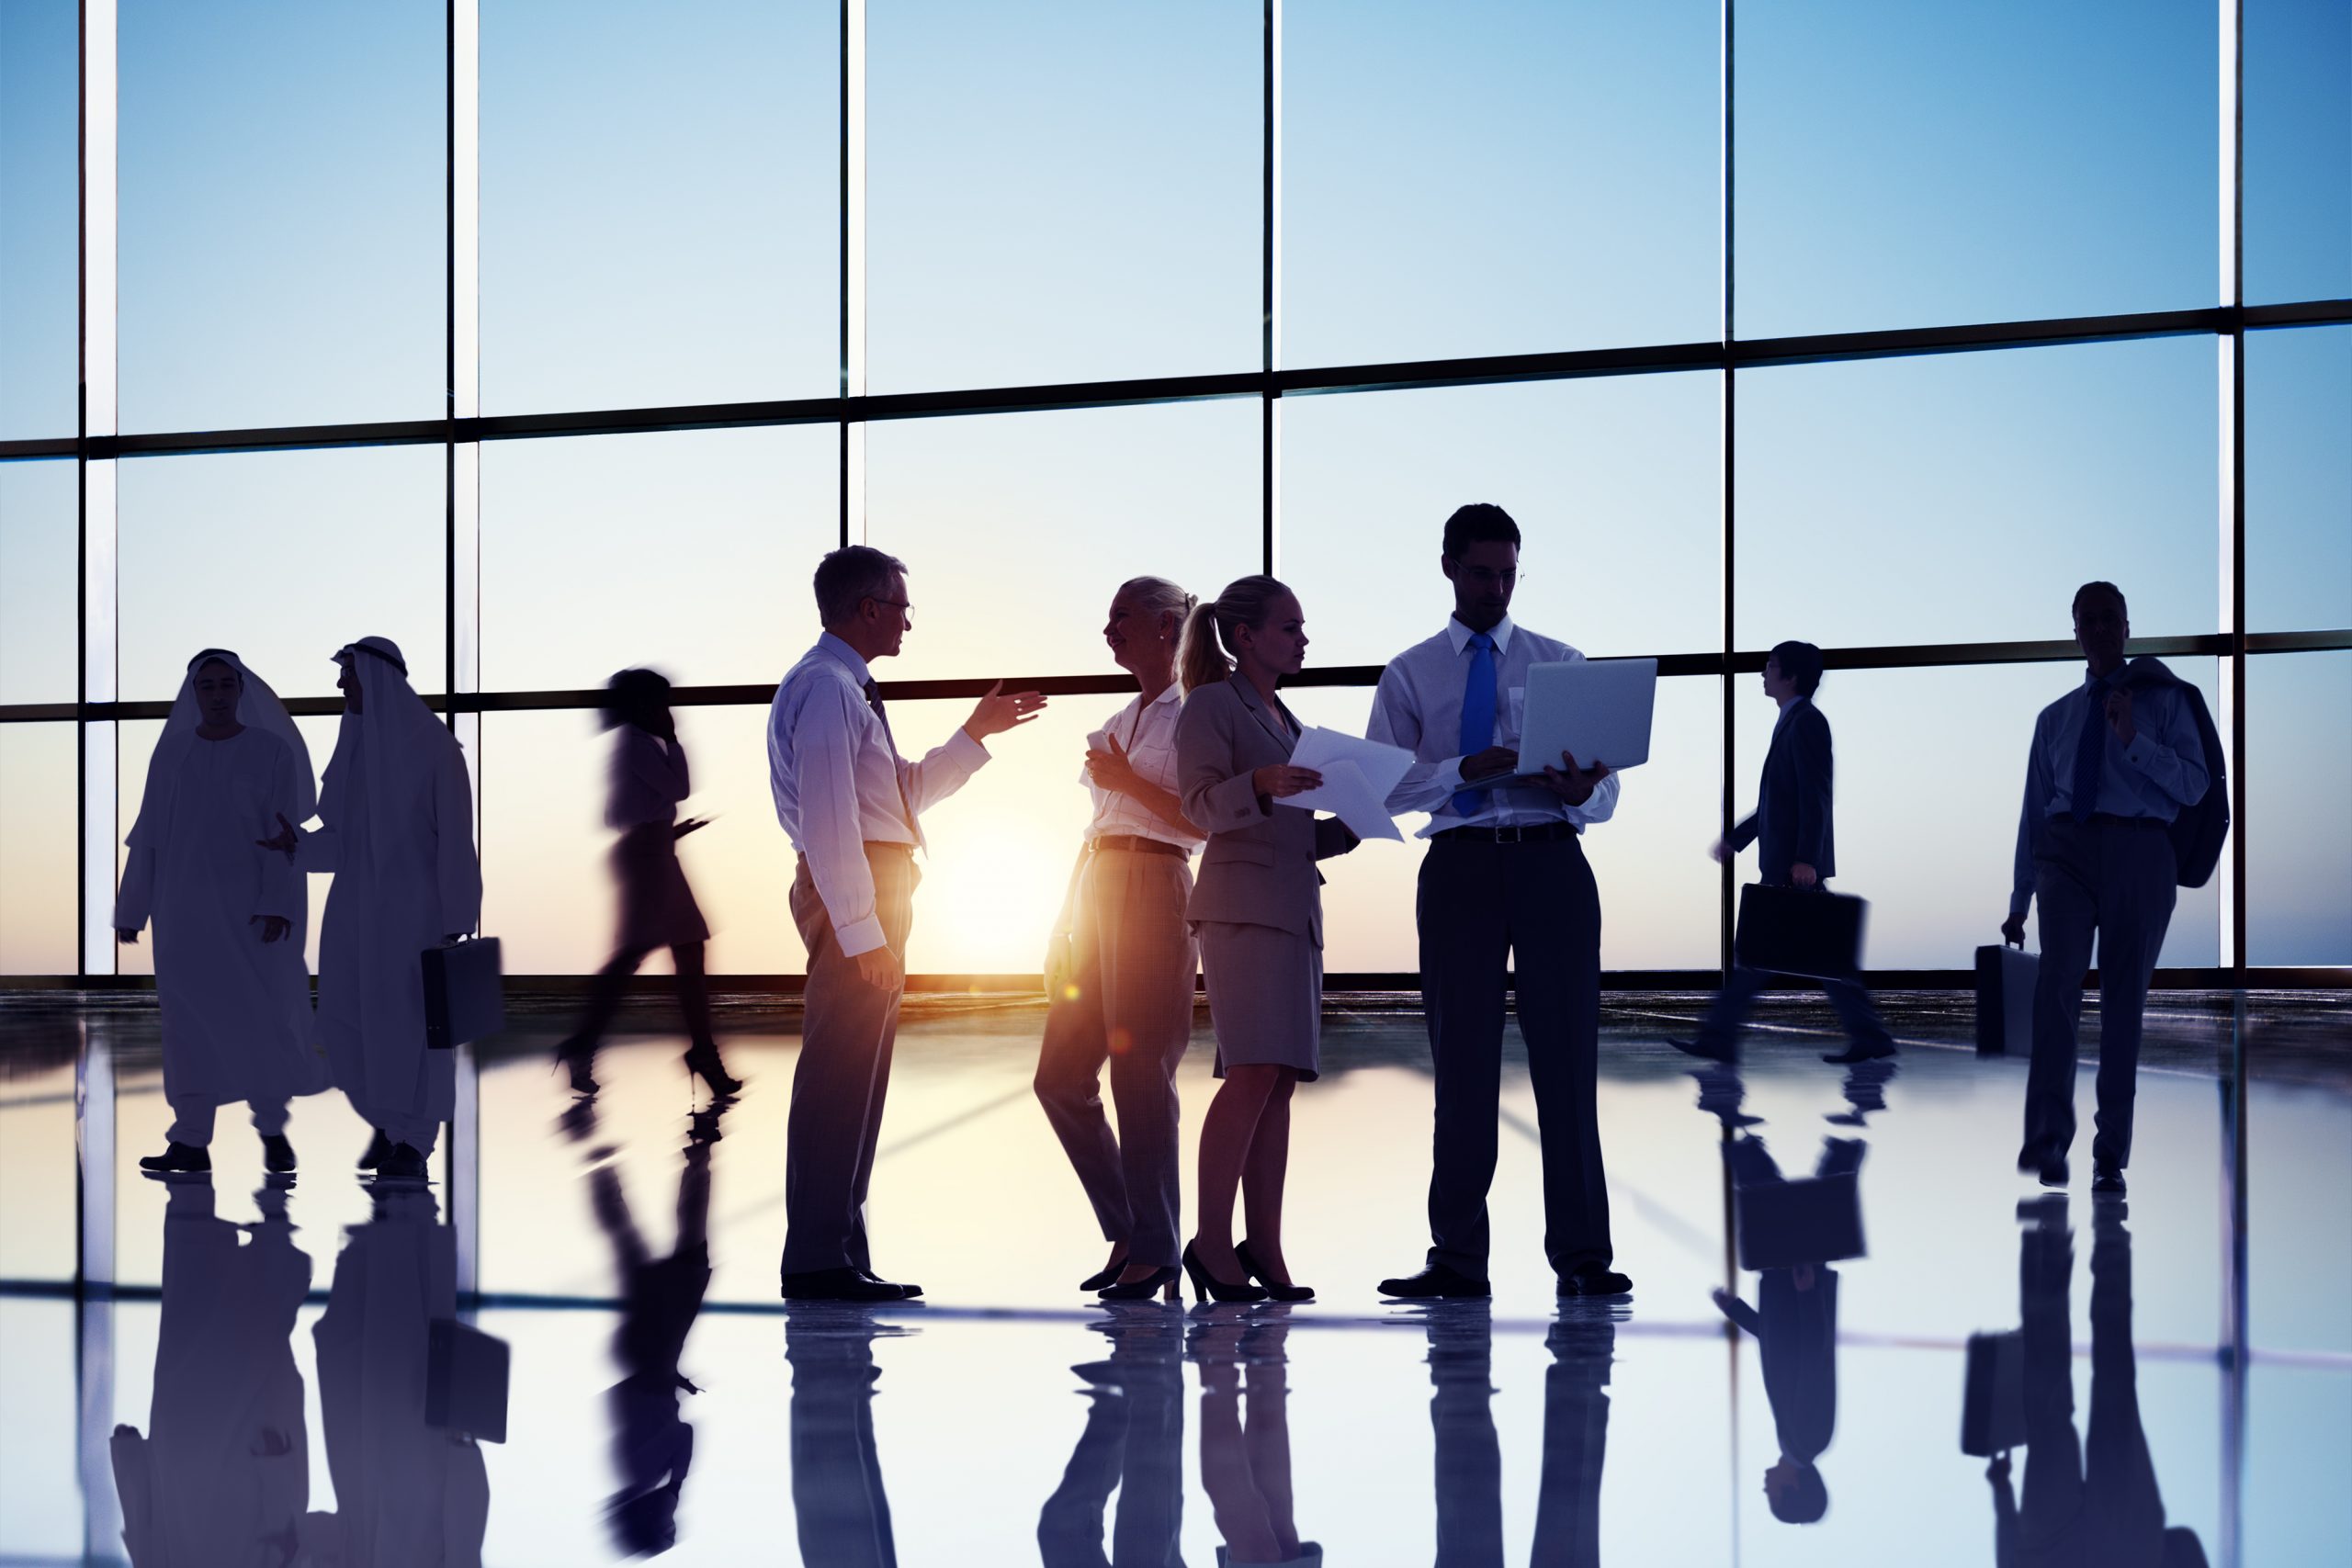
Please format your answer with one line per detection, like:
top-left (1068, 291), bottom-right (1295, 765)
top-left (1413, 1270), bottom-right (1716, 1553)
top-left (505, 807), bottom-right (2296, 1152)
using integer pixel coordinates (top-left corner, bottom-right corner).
top-left (2006, 582), bottom-right (2214, 1195)
top-left (1675, 640), bottom-right (1895, 1066)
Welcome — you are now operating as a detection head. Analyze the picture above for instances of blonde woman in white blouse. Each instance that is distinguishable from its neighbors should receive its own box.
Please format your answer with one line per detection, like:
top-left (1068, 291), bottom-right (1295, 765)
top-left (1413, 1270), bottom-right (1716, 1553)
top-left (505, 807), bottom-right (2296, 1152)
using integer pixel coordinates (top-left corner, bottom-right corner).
top-left (1035, 576), bottom-right (1207, 1302)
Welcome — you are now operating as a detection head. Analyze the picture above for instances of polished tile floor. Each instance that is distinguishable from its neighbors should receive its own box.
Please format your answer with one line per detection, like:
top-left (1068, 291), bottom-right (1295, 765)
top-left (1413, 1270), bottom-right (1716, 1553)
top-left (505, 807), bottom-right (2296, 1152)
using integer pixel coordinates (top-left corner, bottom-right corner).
top-left (2, 990), bottom-right (2346, 1565)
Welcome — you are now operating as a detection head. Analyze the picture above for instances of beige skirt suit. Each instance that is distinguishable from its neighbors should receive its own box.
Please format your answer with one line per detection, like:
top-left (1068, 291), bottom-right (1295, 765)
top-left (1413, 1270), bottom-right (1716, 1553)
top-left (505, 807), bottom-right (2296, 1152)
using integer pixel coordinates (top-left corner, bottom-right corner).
top-left (1173, 674), bottom-right (1361, 1079)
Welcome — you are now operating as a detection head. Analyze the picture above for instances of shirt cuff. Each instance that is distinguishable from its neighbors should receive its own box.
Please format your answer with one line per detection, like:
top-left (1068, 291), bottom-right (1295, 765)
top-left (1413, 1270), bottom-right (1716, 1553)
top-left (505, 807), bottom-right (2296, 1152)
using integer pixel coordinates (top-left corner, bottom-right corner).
top-left (2121, 731), bottom-right (2160, 769)
top-left (946, 728), bottom-right (989, 769)
top-left (833, 915), bottom-right (888, 958)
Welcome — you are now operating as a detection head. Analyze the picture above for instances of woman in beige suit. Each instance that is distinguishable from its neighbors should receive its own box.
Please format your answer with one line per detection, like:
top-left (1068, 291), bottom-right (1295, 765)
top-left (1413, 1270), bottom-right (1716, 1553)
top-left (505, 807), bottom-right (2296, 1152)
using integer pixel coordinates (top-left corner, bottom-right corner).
top-left (1174, 575), bottom-right (1359, 1303)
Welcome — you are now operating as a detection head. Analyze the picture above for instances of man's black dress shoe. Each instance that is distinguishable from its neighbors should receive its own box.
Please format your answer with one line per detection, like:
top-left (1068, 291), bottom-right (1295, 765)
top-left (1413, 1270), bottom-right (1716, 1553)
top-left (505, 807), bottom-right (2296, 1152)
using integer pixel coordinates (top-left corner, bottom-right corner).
top-left (2091, 1165), bottom-right (2127, 1195)
top-left (356, 1128), bottom-right (392, 1170)
top-left (1668, 1036), bottom-right (1735, 1064)
top-left (261, 1134), bottom-right (297, 1173)
top-left (860, 1269), bottom-right (922, 1300)
top-left (1376, 1262), bottom-right (1490, 1300)
top-left (2018, 1145), bottom-right (2068, 1190)
top-left (138, 1142), bottom-right (210, 1175)
top-left (375, 1143), bottom-right (429, 1182)
top-left (1820, 1037), bottom-right (1897, 1065)
top-left (1557, 1262), bottom-right (1634, 1298)
top-left (781, 1267), bottom-right (912, 1302)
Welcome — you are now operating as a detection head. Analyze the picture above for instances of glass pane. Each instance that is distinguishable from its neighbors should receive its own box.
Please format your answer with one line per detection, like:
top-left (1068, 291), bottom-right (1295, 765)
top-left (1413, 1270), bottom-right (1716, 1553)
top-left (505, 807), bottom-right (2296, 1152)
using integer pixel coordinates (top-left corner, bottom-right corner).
top-left (0, 1303), bottom-right (77, 1556)
top-left (0, 0), bottom-right (78, 439)
top-left (1294, 678), bottom-right (1720, 974)
top-left (1738, 0), bottom-right (2215, 336)
top-left (481, 705), bottom-right (802, 976)
top-left (0, 722), bottom-right (76, 974)
top-left (2246, 0), bottom-right (2352, 304)
top-left (480, 426), bottom-right (839, 692)
top-left (1742, 660), bottom-right (2220, 969)
top-left (481, 0), bottom-right (839, 411)
top-left (1283, 0), bottom-right (1717, 367)
top-left (1737, 338), bottom-right (2219, 649)
top-left (2247, 326), bottom-right (2352, 633)
top-left (864, 400), bottom-right (1261, 682)
top-left (117, 446), bottom-right (446, 702)
top-left (0, 459), bottom-right (77, 704)
top-left (2248, 651), bottom-right (2352, 965)
top-left (865, 0), bottom-right (1259, 390)
top-left (119, 0), bottom-right (443, 431)
top-left (1281, 374), bottom-right (1721, 669)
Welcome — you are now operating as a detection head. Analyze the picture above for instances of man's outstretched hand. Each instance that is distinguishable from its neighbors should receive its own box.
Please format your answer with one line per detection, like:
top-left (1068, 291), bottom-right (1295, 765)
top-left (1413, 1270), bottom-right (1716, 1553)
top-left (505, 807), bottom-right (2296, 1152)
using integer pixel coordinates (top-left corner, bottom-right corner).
top-left (964, 681), bottom-right (1047, 741)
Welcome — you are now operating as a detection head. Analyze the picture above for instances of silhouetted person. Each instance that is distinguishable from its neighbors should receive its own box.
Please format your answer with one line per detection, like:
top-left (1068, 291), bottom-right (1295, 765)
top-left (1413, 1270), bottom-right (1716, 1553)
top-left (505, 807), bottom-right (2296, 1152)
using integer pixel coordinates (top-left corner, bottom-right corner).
top-left (768, 547), bottom-right (1046, 1301)
top-left (1037, 1304), bottom-right (1188, 1567)
top-left (1174, 578), bottom-right (1360, 1305)
top-left (1370, 504), bottom-right (1625, 1303)
top-left (116, 649), bottom-right (324, 1176)
top-left (310, 1185), bottom-right (491, 1565)
top-left (589, 1100), bottom-right (728, 1557)
top-left (2007, 583), bottom-right (2211, 1194)
top-left (110, 1176), bottom-right (311, 1563)
top-left (785, 1304), bottom-right (912, 1568)
top-left (555, 669), bottom-right (739, 1100)
top-left (1532, 1306), bottom-right (1616, 1567)
top-left (1713, 1133), bottom-right (1865, 1527)
top-left (1674, 640), bottom-right (1895, 1067)
top-left (1996, 1198), bottom-right (2207, 1568)
top-left (1037, 577), bottom-right (1206, 1302)
top-left (1190, 1307), bottom-right (1317, 1565)
top-left (266, 637), bottom-right (482, 1182)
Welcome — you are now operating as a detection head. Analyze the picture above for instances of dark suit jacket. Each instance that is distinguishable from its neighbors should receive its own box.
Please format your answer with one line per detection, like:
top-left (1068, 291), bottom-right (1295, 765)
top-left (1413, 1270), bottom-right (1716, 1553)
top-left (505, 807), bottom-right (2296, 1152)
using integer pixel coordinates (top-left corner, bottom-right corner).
top-left (1730, 698), bottom-right (1836, 885)
top-left (1174, 673), bottom-right (1359, 941)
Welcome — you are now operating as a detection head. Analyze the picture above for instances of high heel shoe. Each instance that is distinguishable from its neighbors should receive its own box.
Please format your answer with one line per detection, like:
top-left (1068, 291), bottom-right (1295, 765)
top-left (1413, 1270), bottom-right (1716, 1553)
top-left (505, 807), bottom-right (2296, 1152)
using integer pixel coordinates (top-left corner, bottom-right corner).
top-left (1079, 1251), bottom-right (1129, 1293)
top-left (553, 1038), bottom-right (599, 1096)
top-left (1097, 1264), bottom-right (1182, 1303)
top-left (1182, 1241), bottom-right (1269, 1304)
top-left (1233, 1238), bottom-right (1314, 1303)
top-left (684, 1043), bottom-right (741, 1099)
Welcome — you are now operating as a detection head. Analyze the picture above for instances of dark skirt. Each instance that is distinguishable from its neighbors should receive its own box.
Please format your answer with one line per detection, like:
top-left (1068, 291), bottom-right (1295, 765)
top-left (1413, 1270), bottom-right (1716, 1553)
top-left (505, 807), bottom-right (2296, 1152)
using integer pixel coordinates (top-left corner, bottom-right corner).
top-left (613, 823), bottom-right (710, 952)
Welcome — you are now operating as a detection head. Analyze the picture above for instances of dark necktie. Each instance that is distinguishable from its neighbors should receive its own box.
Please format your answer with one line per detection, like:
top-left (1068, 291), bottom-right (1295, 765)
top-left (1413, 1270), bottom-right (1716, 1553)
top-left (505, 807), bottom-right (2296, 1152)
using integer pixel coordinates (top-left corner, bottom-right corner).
top-left (1453, 632), bottom-right (1498, 818)
top-left (863, 679), bottom-right (922, 847)
top-left (2069, 675), bottom-right (2110, 823)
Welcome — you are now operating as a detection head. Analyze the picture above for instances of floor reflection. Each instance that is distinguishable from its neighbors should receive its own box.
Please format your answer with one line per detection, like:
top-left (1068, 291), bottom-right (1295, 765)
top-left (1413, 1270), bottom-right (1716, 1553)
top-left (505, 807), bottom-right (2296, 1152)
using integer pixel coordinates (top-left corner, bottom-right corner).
top-left (1039, 1304), bottom-right (1185, 1566)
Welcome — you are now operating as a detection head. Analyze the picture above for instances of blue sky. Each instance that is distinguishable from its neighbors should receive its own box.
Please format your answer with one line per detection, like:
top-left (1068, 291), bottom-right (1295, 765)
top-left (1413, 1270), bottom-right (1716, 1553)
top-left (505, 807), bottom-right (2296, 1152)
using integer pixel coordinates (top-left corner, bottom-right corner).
top-left (1, 0), bottom-right (2345, 973)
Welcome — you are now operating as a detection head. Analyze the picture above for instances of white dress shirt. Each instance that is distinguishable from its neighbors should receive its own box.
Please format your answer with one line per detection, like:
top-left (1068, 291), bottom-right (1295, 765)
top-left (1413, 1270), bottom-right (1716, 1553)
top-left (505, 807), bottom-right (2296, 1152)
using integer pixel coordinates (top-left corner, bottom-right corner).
top-left (768, 633), bottom-right (990, 956)
top-left (1080, 683), bottom-right (1204, 851)
top-left (1367, 615), bottom-right (1623, 838)
top-left (2009, 668), bottom-right (2209, 916)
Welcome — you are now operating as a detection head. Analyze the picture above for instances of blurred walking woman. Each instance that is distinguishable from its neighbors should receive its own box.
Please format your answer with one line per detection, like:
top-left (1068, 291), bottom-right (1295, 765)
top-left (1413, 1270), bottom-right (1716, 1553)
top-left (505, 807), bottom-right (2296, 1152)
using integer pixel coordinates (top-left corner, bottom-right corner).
top-left (1173, 577), bottom-right (1358, 1303)
top-left (555, 670), bottom-right (741, 1100)
top-left (1036, 577), bottom-right (1207, 1302)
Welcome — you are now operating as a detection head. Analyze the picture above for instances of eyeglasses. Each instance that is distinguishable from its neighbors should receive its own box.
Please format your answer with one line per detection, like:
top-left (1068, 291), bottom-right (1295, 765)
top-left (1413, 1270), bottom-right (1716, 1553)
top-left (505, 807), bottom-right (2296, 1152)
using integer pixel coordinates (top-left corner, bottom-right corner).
top-left (867, 597), bottom-right (912, 614)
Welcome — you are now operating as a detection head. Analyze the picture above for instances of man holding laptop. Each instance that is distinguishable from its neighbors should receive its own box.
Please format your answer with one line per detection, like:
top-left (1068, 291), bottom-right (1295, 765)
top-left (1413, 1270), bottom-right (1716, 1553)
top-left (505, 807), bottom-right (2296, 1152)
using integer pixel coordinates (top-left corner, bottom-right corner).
top-left (1367, 502), bottom-right (1635, 1301)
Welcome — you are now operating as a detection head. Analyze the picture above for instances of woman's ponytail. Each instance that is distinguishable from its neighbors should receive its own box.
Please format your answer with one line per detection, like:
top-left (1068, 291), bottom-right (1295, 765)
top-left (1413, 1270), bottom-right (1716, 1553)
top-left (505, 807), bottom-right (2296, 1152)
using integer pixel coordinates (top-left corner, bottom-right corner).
top-left (1178, 596), bottom-right (1229, 694)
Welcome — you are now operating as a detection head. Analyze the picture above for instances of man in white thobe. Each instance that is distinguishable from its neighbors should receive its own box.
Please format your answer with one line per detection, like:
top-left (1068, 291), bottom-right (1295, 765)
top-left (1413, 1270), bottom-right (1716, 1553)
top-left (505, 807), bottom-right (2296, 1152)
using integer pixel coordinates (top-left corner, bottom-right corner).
top-left (285, 637), bottom-right (481, 1182)
top-left (116, 649), bottom-right (324, 1175)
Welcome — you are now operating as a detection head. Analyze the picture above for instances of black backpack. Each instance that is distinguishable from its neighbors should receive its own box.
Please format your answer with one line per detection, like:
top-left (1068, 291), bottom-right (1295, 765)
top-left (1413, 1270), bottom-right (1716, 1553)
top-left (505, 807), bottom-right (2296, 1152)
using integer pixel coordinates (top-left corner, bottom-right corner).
top-left (2120, 657), bottom-right (2230, 888)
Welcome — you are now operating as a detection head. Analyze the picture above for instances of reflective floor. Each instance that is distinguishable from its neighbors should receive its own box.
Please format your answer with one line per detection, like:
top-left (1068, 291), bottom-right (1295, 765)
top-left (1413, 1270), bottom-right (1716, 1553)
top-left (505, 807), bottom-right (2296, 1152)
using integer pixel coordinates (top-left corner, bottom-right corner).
top-left (2, 990), bottom-right (2346, 1565)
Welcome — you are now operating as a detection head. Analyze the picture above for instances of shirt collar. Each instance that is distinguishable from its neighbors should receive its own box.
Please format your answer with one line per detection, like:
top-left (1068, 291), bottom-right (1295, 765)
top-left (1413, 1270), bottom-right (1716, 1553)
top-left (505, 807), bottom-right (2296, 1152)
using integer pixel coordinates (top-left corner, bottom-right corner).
top-left (815, 632), bottom-right (873, 686)
top-left (1146, 682), bottom-right (1182, 709)
top-left (1446, 615), bottom-right (1516, 655)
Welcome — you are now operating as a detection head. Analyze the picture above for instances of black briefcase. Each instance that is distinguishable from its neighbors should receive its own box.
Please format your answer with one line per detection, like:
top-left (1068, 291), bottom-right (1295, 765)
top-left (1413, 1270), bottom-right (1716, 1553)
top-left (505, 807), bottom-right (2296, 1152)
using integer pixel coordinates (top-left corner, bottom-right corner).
top-left (425, 1318), bottom-right (511, 1443)
top-left (1735, 1174), bottom-right (1865, 1270)
top-left (1733, 885), bottom-right (1867, 981)
top-left (422, 936), bottom-right (505, 1051)
top-left (1974, 944), bottom-right (2037, 1056)
top-left (1960, 1330), bottom-right (2027, 1455)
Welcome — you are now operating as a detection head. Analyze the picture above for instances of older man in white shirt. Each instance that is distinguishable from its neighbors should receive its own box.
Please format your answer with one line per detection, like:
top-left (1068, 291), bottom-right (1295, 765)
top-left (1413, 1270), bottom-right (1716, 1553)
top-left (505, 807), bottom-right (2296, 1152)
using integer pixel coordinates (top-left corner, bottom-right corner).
top-left (1368, 503), bottom-right (1631, 1303)
top-left (768, 545), bottom-right (1045, 1301)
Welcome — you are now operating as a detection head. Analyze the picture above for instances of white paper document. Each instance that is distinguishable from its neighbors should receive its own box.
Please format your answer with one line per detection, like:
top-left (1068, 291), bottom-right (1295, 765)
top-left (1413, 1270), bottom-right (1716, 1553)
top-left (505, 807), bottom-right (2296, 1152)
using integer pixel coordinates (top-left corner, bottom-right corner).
top-left (1279, 727), bottom-right (1413, 842)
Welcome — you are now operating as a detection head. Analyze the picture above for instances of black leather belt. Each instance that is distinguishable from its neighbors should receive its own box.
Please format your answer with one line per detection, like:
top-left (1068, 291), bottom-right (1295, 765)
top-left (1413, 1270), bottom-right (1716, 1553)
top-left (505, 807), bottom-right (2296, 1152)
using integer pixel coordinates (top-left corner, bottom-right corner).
top-left (1091, 834), bottom-right (1190, 860)
top-left (2079, 813), bottom-right (2167, 830)
top-left (1431, 822), bottom-right (1581, 844)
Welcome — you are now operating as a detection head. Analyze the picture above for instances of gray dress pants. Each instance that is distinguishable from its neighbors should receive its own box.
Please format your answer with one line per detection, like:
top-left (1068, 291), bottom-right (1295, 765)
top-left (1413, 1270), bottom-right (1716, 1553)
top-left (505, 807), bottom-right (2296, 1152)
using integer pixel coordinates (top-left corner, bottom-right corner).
top-left (2023, 819), bottom-right (2177, 1173)
top-left (783, 845), bottom-right (918, 1276)
top-left (1035, 848), bottom-right (1198, 1270)
top-left (1419, 835), bottom-right (1611, 1278)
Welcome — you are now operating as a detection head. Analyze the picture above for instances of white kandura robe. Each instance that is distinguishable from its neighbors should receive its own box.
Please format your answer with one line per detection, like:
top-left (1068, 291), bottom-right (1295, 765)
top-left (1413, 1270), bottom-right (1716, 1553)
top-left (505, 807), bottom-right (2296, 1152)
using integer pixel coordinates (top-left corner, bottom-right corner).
top-left (115, 728), bottom-right (326, 1134)
top-left (110, 1180), bottom-right (312, 1566)
top-left (309, 1191), bottom-right (491, 1567)
top-left (299, 718), bottom-right (481, 1156)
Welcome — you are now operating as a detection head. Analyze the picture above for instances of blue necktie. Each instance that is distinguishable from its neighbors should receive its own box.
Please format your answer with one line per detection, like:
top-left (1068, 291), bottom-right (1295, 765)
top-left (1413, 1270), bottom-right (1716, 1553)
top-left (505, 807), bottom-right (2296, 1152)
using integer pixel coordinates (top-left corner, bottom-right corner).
top-left (1453, 632), bottom-right (1498, 818)
top-left (2068, 675), bottom-right (2109, 823)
